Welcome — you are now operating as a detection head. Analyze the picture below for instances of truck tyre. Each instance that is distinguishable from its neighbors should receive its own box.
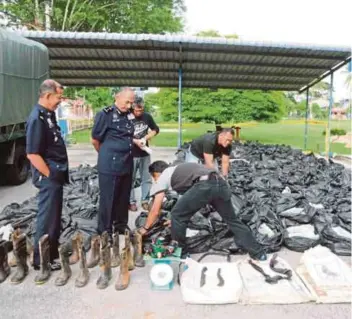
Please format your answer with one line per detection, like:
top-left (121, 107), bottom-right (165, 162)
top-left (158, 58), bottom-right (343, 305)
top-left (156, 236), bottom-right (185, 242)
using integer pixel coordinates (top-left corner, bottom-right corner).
top-left (6, 144), bottom-right (29, 185)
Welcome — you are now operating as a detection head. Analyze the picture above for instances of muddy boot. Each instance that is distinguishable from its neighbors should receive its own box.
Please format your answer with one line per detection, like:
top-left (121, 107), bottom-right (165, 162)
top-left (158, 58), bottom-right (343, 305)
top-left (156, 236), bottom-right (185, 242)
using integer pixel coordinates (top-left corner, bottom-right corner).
top-left (124, 230), bottom-right (135, 271)
top-left (96, 232), bottom-right (112, 289)
top-left (0, 240), bottom-right (10, 283)
top-left (27, 238), bottom-right (34, 267)
top-left (132, 231), bottom-right (145, 268)
top-left (75, 241), bottom-right (90, 288)
top-left (34, 234), bottom-right (51, 285)
top-left (115, 248), bottom-right (130, 291)
top-left (87, 235), bottom-right (100, 268)
top-left (8, 255), bottom-right (17, 267)
top-left (69, 232), bottom-right (81, 265)
top-left (111, 230), bottom-right (121, 268)
top-left (10, 230), bottom-right (29, 284)
top-left (8, 233), bottom-right (17, 267)
top-left (54, 243), bottom-right (72, 286)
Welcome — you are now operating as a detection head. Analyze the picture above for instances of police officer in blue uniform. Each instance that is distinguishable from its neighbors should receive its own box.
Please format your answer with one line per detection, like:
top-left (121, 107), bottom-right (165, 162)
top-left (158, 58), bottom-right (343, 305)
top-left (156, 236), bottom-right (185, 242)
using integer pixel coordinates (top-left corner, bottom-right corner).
top-left (91, 88), bottom-right (142, 237)
top-left (26, 80), bottom-right (68, 284)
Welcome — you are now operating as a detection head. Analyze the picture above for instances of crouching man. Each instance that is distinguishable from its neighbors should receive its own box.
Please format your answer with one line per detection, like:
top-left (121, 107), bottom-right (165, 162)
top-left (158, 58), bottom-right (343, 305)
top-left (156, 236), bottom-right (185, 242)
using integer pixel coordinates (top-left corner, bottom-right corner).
top-left (138, 161), bottom-right (266, 260)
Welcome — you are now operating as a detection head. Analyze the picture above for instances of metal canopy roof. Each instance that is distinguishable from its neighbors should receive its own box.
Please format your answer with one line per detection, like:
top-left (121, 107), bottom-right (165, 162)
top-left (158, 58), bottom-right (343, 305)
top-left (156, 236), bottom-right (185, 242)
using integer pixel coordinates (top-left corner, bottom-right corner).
top-left (14, 31), bottom-right (352, 92)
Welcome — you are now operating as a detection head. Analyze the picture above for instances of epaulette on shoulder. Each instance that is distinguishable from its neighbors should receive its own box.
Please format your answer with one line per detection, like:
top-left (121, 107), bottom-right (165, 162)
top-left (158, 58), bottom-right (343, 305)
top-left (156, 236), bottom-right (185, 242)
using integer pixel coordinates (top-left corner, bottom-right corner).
top-left (103, 106), bottom-right (113, 113)
top-left (38, 109), bottom-right (45, 121)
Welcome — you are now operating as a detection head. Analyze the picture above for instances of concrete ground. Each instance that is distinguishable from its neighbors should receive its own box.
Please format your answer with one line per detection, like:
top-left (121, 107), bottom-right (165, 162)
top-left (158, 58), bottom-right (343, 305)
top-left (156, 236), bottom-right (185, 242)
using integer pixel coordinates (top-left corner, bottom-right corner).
top-left (0, 145), bottom-right (350, 319)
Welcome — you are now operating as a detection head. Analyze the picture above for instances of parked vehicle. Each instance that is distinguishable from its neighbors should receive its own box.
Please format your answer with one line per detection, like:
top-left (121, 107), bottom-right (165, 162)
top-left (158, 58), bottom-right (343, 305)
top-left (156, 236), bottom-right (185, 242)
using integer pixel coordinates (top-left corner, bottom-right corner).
top-left (0, 29), bottom-right (49, 184)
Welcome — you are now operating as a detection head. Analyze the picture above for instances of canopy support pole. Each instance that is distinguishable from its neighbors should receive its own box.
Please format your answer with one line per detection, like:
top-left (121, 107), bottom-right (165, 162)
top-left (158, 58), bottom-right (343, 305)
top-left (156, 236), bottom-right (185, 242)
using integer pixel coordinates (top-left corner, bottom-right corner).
top-left (178, 66), bottom-right (183, 148)
top-left (304, 88), bottom-right (310, 151)
top-left (326, 73), bottom-right (334, 159)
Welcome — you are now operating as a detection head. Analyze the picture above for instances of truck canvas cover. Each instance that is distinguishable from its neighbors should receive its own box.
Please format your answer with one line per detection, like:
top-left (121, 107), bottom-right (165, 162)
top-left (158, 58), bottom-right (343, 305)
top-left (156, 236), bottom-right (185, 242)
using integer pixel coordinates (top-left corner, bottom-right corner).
top-left (0, 29), bottom-right (49, 127)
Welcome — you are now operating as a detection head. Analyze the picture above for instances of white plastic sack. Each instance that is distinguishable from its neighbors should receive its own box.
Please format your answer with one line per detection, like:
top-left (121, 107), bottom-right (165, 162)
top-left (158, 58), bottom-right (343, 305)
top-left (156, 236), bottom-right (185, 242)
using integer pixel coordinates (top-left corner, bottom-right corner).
top-left (180, 257), bottom-right (242, 305)
top-left (238, 255), bottom-right (314, 304)
top-left (0, 225), bottom-right (14, 241)
top-left (296, 245), bottom-right (352, 303)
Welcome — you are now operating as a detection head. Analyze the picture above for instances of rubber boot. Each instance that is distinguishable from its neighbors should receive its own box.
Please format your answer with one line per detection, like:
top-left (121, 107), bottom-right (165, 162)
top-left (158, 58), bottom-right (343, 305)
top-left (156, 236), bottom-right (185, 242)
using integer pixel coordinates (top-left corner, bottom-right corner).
top-left (96, 232), bottom-right (112, 289)
top-left (8, 233), bottom-right (17, 267)
top-left (27, 238), bottom-right (34, 267)
top-left (111, 230), bottom-right (121, 268)
top-left (10, 237), bottom-right (34, 267)
top-left (115, 248), bottom-right (130, 291)
top-left (87, 235), bottom-right (100, 268)
top-left (124, 230), bottom-right (135, 271)
top-left (0, 240), bottom-right (10, 283)
top-left (132, 231), bottom-right (145, 268)
top-left (69, 232), bottom-right (81, 265)
top-left (10, 229), bottom-right (29, 284)
top-left (34, 234), bottom-right (51, 285)
top-left (75, 240), bottom-right (90, 288)
top-left (54, 243), bottom-right (72, 286)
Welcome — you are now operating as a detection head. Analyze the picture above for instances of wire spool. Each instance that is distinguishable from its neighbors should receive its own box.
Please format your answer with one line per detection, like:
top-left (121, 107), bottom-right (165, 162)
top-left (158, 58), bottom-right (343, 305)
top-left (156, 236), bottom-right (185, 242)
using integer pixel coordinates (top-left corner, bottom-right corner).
top-left (150, 263), bottom-right (174, 289)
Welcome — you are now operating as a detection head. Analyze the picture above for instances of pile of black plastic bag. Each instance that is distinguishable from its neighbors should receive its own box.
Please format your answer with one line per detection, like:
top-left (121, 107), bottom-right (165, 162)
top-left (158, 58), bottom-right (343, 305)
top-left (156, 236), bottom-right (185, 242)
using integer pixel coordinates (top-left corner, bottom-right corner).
top-left (0, 141), bottom-right (351, 256)
top-left (138, 141), bottom-right (351, 256)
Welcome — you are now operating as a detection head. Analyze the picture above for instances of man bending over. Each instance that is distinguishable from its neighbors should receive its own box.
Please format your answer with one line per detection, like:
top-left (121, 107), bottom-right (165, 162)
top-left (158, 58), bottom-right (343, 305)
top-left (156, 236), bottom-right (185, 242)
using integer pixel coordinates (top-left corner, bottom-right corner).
top-left (138, 161), bottom-right (266, 260)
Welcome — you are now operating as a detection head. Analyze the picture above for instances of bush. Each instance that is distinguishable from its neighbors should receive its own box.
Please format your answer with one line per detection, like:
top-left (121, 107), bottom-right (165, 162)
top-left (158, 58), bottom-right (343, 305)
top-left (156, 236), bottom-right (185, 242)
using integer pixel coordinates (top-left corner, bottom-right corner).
top-left (322, 128), bottom-right (347, 136)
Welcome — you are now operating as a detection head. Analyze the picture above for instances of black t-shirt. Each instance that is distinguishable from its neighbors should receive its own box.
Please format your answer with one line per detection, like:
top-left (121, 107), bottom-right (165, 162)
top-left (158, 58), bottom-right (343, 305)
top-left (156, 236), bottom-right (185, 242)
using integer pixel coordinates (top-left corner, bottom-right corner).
top-left (132, 112), bottom-right (159, 157)
top-left (190, 132), bottom-right (232, 160)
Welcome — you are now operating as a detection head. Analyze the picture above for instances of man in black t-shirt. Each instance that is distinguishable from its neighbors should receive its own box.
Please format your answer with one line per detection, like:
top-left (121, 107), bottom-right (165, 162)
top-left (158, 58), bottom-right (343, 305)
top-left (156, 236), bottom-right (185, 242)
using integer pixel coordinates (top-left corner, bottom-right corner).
top-left (129, 97), bottom-right (160, 211)
top-left (137, 161), bottom-right (266, 261)
top-left (186, 128), bottom-right (234, 177)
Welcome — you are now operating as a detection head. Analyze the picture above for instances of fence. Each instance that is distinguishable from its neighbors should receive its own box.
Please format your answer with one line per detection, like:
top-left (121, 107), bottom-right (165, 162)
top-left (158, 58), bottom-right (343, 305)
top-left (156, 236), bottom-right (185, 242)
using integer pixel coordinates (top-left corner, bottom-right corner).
top-left (68, 118), bottom-right (94, 132)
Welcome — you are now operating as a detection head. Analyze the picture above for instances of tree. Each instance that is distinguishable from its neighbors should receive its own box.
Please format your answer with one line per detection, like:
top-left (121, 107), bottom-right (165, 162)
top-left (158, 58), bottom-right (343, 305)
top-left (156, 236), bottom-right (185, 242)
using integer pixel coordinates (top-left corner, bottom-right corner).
top-left (0, 0), bottom-right (185, 32)
top-left (145, 88), bottom-right (287, 124)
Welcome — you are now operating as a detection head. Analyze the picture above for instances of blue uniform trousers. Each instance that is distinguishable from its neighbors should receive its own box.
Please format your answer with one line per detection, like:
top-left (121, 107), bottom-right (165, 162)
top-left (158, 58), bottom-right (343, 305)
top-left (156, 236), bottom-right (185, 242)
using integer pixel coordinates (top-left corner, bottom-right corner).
top-left (98, 173), bottom-right (132, 235)
top-left (33, 177), bottom-right (63, 267)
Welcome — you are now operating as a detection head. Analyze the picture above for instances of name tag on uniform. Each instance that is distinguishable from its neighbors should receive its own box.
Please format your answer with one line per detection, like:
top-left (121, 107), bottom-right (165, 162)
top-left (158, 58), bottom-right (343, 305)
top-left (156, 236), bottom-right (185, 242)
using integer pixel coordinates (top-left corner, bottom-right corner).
top-left (113, 113), bottom-right (118, 122)
top-left (127, 113), bottom-right (135, 120)
top-left (47, 117), bottom-right (54, 128)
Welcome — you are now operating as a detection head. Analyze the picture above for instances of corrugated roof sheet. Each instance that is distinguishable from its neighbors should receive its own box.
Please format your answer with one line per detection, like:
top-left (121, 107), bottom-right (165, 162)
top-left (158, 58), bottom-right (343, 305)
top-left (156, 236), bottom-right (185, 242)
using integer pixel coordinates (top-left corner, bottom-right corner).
top-left (13, 31), bottom-right (352, 91)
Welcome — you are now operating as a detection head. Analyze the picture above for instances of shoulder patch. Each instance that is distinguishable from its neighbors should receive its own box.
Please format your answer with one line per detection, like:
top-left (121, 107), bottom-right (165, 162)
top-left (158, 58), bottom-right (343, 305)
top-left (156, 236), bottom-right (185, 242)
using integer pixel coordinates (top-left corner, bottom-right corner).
top-left (38, 110), bottom-right (45, 121)
top-left (103, 106), bottom-right (113, 113)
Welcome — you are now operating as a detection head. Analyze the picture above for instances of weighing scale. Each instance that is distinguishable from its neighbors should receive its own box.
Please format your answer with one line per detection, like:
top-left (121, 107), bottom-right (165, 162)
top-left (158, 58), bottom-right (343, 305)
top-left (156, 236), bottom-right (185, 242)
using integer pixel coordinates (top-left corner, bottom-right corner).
top-left (144, 247), bottom-right (183, 291)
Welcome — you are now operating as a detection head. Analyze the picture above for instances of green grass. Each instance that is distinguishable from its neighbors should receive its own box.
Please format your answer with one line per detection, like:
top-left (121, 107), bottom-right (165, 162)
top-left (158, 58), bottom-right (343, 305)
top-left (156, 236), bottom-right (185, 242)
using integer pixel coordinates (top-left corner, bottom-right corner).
top-left (72, 120), bottom-right (351, 155)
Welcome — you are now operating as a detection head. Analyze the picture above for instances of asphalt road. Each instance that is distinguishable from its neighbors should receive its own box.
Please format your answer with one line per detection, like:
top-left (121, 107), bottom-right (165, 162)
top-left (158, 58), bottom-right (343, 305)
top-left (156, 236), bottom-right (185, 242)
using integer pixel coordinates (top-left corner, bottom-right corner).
top-left (0, 145), bottom-right (350, 319)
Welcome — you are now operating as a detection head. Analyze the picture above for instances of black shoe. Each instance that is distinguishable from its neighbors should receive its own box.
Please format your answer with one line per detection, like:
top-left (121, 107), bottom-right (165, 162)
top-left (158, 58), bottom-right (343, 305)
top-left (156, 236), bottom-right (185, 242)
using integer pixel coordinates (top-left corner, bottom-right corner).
top-left (33, 262), bottom-right (61, 271)
top-left (116, 225), bottom-right (131, 235)
top-left (50, 261), bottom-right (61, 271)
top-left (251, 252), bottom-right (267, 261)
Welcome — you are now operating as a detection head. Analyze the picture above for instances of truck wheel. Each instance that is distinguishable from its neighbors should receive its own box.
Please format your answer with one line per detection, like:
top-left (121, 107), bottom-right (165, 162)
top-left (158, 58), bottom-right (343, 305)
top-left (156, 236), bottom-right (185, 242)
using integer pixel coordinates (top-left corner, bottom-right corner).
top-left (6, 144), bottom-right (29, 185)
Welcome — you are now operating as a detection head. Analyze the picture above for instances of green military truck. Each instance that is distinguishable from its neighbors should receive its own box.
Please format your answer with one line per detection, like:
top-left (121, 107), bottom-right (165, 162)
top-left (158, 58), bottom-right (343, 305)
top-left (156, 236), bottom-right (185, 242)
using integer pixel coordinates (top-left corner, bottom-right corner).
top-left (0, 29), bottom-right (49, 185)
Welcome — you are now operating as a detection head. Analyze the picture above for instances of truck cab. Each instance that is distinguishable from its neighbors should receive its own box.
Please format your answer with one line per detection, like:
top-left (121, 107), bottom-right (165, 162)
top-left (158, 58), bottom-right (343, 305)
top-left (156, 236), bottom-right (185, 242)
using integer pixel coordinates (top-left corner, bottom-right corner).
top-left (0, 29), bottom-right (49, 185)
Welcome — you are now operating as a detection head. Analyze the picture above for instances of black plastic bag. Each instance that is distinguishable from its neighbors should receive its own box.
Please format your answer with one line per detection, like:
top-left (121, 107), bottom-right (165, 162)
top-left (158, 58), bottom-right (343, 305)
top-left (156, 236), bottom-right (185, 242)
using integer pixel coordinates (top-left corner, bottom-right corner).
top-left (284, 225), bottom-right (320, 252)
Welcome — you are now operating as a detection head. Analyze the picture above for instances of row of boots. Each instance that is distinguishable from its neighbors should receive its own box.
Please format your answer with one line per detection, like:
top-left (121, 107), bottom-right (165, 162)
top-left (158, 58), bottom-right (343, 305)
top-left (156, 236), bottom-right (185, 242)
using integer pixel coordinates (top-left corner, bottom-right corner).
top-left (0, 228), bottom-right (30, 284)
top-left (0, 228), bottom-right (65, 285)
top-left (0, 228), bottom-right (145, 290)
top-left (61, 229), bottom-right (145, 290)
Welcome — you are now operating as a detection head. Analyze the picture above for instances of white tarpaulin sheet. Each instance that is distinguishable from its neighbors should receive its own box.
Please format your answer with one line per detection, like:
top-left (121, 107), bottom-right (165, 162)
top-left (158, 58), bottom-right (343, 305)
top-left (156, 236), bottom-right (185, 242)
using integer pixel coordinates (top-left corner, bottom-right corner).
top-left (238, 255), bottom-right (314, 305)
top-left (296, 245), bottom-right (352, 304)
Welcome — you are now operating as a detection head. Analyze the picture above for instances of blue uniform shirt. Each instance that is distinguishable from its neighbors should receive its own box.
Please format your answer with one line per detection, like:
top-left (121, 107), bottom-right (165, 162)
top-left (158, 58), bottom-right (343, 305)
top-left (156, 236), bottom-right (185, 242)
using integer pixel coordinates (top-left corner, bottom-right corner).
top-left (92, 105), bottom-right (135, 176)
top-left (26, 104), bottom-right (69, 184)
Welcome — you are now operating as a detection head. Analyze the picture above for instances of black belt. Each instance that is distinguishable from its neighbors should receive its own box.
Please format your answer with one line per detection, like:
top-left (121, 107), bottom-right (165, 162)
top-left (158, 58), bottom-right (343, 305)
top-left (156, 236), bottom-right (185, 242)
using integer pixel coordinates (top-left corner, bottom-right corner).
top-left (248, 253), bottom-right (292, 284)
